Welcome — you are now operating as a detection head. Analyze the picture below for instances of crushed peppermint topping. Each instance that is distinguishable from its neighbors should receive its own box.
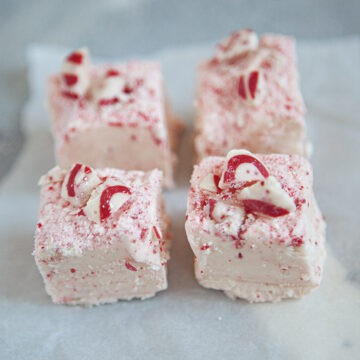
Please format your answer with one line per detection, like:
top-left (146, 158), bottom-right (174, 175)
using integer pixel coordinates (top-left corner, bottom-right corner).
top-left (95, 71), bottom-right (126, 106)
top-left (61, 164), bottom-right (101, 207)
top-left (61, 47), bottom-right (90, 98)
top-left (84, 179), bottom-right (132, 223)
top-left (237, 176), bottom-right (295, 217)
top-left (238, 69), bottom-right (266, 105)
top-left (219, 149), bottom-right (269, 190)
top-left (215, 29), bottom-right (259, 62)
top-left (99, 185), bottom-right (131, 221)
top-left (209, 149), bottom-right (296, 218)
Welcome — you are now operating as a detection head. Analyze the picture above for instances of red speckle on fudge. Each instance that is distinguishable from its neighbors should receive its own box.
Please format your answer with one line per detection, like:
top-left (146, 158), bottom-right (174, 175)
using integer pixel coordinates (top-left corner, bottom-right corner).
top-left (61, 90), bottom-right (79, 100)
top-left (106, 69), bottom-right (121, 77)
top-left (153, 226), bottom-right (161, 240)
top-left (125, 261), bottom-right (137, 272)
top-left (99, 97), bottom-right (120, 106)
top-left (290, 237), bottom-right (304, 247)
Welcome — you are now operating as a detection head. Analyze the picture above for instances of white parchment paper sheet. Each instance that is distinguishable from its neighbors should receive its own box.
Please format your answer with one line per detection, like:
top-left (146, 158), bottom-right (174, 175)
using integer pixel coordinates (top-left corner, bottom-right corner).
top-left (1, 38), bottom-right (359, 360)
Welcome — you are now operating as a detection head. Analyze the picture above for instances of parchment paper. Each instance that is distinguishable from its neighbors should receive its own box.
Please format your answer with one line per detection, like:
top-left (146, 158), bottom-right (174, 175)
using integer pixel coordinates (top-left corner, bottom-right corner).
top-left (0, 38), bottom-right (359, 360)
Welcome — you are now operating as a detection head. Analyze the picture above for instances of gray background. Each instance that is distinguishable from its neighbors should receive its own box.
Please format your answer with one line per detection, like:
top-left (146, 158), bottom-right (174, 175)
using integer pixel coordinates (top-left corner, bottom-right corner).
top-left (1, 0), bottom-right (359, 178)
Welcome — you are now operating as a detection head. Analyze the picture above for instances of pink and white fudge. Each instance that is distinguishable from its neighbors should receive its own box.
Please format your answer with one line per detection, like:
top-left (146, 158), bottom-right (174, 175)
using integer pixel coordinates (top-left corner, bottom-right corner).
top-left (34, 164), bottom-right (170, 305)
top-left (48, 48), bottom-right (181, 188)
top-left (185, 149), bottom-right (326, 302)
top-left (195, 29), bottom-right (309, 159)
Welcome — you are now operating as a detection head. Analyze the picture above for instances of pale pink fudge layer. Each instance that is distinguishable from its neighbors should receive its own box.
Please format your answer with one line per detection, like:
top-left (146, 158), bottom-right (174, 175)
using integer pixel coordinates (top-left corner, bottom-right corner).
top-left (34, 168), bottom-right (170, 305)
top-left (195, 34), bottom-right (308, 159)
top-left (185, 155), bottom-right (325, 302)
top-left (49, 62), bottom-right (178, 187)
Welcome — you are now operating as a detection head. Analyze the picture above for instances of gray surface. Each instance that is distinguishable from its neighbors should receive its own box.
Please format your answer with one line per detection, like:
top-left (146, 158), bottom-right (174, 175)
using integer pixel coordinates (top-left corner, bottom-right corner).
top-left (0, 0), bottom-right (360, 179)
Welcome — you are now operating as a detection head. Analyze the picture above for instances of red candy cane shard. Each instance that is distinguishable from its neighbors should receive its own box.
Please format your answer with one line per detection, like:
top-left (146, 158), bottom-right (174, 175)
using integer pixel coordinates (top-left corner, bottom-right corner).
top-left (219, 150), bottom-right (269, 190)
top-left (238, 70), bottom-right (265, 105)
top-left (66, 163), bottom-right (82, 197)
top-left (83, 179), bottom-right (132, 223)
top-left (61, 164), bottom-right (101, 207)
top-left (99, 185), bottom-right (131, 221)
top-left (224, 154), bottom-right (269, 183)
top-left (67, 52), bottom-right (83, 64)
top-left (152, 226), bottom-right (162, 240)
top-left (242, 199), bottom-right (290, 217)
top-left (248, 71), bottom-right (259, 99)
top-left (125, 261), bottom-right (137, 272)
top-left (63, 73), bottom-right (78, 87)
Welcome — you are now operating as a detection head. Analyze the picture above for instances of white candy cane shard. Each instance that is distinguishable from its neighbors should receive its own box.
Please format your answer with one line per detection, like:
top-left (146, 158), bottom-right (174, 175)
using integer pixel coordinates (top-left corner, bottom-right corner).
top-left (38, 166), bottom-right (66, 186)
top-left (237, 176), bottom-right (295, 217)
top-left (246, 48), bottom-right (287, 72)
top-left (83, 178), bottom-right (131, 223)
top-left (95, 69), bottom-right (126, 106)
top-left (215, 29), bottom-right (259, 62)
top-left (218, 149), bottom-right (269, 190)
top-left (208, 199), bottom-right (245, 237)
top-left (199, 173), bottom-right (221, 193)
top-left (61, 47), bottom-right (91, 98)
top-left (61, 164), bottom-right (101, 207)
top-left (238, 69), bottom-right (266, 106)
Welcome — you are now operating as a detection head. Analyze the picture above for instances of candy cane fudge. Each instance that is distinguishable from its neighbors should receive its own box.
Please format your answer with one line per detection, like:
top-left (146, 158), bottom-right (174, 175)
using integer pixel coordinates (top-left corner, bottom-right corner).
top-left (48, 48), bottom-right (181, 188)
top-left (185, 150), bottom-right (326, 302)
top-left (195, 29), bottom-right (309, 159)
top-left (34, 164), bottom-right (170, 305)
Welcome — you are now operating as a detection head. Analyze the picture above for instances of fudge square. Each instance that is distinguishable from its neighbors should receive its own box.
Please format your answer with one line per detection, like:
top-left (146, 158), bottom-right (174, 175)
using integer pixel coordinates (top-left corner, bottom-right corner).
top-left (195, 29), bottom-right (309, 160)
top-left (185, 149), bottom-right (326, 302)
top-left (48, 48), bottom-right (181, 188)
top-left (34, 164), bottom-right (170, 305)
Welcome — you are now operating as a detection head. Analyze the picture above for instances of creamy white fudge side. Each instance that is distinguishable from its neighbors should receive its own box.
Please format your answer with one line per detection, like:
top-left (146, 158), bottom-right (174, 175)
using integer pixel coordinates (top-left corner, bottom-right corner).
top-left (48, 48), bottom-right (182, 188)
top-left (185, 150), bottom-right (326, 302)
top-left (34, 165), bottom-right (170, 306)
